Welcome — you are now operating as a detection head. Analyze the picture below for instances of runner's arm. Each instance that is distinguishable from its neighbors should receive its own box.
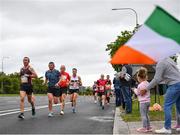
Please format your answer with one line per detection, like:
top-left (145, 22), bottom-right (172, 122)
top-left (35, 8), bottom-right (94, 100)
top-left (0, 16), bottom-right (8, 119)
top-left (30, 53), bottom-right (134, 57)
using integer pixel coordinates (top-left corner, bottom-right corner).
top-left (29, 67), bottom-right (38, 78)
top-left (78, 76), bottom-right (82, 86)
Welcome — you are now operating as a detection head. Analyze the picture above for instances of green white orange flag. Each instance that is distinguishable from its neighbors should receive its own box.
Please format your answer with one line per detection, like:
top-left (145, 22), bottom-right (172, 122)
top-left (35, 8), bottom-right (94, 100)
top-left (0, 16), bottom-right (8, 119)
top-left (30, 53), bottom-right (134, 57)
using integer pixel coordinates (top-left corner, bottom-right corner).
top-left (110, 6), bottom-right (180, 64)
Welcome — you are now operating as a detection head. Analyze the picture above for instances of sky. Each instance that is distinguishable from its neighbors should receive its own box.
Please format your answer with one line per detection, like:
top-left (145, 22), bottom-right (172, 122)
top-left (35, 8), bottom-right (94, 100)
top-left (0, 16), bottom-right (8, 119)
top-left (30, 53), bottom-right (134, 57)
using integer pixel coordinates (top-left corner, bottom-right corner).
top-left (0, 0), bottom-right (180, 86)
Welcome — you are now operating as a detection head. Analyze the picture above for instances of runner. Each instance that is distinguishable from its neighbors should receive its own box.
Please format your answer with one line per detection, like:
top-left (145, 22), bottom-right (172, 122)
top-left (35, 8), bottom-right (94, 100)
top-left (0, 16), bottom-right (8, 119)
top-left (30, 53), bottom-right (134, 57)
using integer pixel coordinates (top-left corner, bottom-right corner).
top-left (92, 81), bottom-right (98, 104)
top-left (69, 68), bottom-right (82, 113)
top-left (105, 75), bottom-right (112, 105)
top-left (45, 62), bottom-right (60, 117)
top-left (18, 57), bottom-right (37, 119)
top-left (97, 74), bottom-right (107, 110)
top-left (56, 65), bottom-right (70, 115)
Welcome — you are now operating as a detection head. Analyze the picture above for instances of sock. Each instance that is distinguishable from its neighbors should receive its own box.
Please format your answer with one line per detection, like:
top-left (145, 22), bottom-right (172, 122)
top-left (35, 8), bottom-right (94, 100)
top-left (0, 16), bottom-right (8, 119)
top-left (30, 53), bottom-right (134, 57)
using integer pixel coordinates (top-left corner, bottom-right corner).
top-left (31, 103), bottom-right (35, 109)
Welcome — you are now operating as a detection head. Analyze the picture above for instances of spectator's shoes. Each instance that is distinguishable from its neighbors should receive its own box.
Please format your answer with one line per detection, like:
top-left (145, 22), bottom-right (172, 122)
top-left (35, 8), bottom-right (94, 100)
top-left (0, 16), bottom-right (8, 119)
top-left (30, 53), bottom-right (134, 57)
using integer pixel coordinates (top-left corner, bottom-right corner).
top-left (136, 127), bottom-right (148, 133)
top-left (155, 127), bottom-right (171, 134)
top-left (146, 126), bottom-right (153, 132)
top-left (172, 125), bottom-right (180, 131)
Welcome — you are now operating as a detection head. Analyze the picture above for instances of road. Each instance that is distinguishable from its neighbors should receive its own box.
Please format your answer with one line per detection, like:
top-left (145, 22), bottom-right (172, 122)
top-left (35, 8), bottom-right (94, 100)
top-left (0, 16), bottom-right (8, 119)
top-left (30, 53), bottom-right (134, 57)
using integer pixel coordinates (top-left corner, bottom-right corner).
top-left (0, 96), bottom-right (115, 134)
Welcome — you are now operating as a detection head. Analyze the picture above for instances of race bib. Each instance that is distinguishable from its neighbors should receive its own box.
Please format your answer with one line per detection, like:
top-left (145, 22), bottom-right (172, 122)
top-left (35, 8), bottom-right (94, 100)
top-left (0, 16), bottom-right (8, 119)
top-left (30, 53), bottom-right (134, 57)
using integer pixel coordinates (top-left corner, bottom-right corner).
top-left (21, 76), bottom-right (28, 83)
top-left (73, 82), bottom-right (79, 88)
top-left (99, 86), bottom-right (104, 91)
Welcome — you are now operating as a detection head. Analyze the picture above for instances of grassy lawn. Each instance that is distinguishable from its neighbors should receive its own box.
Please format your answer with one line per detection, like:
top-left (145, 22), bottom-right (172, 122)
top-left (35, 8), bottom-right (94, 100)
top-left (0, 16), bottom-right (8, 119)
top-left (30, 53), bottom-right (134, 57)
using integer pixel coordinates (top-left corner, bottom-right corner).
top-left (121, 95), bottom-right (176, 122)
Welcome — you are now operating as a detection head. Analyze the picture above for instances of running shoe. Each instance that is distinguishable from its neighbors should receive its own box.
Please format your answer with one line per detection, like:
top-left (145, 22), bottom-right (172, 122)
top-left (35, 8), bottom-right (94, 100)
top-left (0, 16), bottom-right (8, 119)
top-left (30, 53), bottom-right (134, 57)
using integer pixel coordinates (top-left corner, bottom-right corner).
top-left (18, 113), bottom-right (25, 119)
top-left (48, 112), bottom-right (54, 117)
top-left (60, 110), bottom-right (64, 115)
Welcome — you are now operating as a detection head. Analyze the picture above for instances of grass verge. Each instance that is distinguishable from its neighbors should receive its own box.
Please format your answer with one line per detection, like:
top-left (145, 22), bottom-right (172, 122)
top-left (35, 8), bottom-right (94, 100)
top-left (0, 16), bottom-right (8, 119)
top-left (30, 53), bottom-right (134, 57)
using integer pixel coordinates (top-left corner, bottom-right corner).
top-left (121, 95), bottom-right (176, 122)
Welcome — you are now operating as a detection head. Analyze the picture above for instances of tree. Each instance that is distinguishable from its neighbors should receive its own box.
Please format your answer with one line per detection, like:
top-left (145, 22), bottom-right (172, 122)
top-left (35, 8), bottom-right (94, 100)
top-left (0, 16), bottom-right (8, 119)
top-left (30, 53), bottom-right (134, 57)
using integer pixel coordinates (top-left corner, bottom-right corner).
top-left (32, 77), bottom-right (47, 94)
top-left (106, 30), bottom-right (133, 72)
top-left (0, 73), bottom-right (47, 94)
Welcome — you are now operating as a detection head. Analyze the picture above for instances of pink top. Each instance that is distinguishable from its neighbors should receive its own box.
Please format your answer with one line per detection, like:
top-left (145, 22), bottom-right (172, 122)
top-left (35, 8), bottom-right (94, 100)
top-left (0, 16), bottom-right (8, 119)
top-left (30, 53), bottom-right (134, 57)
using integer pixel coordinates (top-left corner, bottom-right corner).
top-left (134, 81), bottom-right (150, 103)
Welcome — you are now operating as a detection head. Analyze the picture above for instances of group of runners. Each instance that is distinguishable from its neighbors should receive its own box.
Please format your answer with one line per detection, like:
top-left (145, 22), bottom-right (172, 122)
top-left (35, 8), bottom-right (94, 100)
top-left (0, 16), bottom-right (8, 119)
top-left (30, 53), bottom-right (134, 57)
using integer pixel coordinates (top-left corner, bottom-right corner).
top-left (18, 57), bottom-right (82, 119)
top-left (92, 74), bottom-right (112, 110)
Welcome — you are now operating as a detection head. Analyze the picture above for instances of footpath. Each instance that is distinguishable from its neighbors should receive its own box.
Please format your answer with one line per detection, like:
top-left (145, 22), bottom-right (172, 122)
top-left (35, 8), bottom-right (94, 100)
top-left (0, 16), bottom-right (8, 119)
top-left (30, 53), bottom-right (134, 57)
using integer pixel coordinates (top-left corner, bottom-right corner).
top-left (113, 107), bottom-right (179, 134)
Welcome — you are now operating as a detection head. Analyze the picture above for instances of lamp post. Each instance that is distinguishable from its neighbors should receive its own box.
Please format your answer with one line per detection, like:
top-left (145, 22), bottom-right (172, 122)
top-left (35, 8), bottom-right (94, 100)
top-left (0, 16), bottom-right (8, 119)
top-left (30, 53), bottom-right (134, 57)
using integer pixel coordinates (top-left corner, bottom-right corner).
top-left (1, 56), bottom-right (9, 94)
top-left (112, 8), bottom-right (139, 30)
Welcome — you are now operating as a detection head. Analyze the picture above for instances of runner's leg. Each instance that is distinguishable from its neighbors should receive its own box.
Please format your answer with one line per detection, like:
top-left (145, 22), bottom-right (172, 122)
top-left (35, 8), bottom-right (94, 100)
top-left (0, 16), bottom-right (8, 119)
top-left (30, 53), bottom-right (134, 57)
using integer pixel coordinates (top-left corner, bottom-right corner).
top-left (20, 91), bottom-right (26, 113)
top-left (27, 94), bottom-right (36, 116)
top-left (102, 94), bottom-right (105, 109)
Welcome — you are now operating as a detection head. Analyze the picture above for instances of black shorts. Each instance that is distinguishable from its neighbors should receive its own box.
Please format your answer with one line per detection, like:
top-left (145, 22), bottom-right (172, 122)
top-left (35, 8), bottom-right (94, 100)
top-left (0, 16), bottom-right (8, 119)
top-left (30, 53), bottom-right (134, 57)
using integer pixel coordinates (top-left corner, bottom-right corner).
top-left (47, 86), bottom-right (61, 97)
top-left (98, 91), bottom-right (106, 97)
top-left (60, 87), bottom-right (68, 94)
top-left (20, 83), bottom-right (33, 95)
top-left (69, 89), bottom-right (79, 94)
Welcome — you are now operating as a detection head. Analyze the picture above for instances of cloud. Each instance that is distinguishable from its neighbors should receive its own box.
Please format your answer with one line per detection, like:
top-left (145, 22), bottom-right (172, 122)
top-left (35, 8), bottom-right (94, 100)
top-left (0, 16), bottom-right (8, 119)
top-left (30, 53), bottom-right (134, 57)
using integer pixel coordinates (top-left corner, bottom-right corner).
top-left (0, 0), bottom-right (179, 86)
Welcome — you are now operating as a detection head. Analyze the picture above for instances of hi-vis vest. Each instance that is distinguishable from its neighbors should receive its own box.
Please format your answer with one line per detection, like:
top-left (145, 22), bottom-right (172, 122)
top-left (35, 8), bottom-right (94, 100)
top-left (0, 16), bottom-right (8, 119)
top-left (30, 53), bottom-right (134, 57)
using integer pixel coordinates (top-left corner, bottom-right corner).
top-left (69, 75), bottom-right (80, 90)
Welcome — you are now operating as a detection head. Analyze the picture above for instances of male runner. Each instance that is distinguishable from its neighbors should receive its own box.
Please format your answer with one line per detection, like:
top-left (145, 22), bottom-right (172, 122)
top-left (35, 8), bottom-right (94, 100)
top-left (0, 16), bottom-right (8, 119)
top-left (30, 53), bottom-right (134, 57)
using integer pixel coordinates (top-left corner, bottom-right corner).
top-left (45, 62), bottom-right (60, 117)
top-left (105, 75), bottom-right (112, 105)
top-left (97, 74), bottom-right (107, 110)
top-left (69, 68), bottom-right (82, 113)
top-left (18, 57), bottom-right (37, 119)
top-left (57, 65), bottom-right (70, 115)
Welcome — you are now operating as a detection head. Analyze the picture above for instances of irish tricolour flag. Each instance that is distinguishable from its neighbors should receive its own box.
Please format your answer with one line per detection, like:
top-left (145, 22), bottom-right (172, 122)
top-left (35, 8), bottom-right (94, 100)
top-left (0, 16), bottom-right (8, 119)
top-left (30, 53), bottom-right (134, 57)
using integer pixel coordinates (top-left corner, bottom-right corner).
top-left (110, 6), bottom-right (180, 64)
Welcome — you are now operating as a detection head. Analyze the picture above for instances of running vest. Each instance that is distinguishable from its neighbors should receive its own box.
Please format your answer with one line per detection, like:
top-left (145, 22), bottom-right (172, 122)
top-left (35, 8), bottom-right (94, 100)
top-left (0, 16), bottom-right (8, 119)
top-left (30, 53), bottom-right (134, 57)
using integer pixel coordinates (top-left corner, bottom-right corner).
top-left (20, 66), bottom-right (33, 84)
top-left (97, 79), bottom-right (107, 92)
top-left (69, 75), bottom-right (80, 90)
top-left (58, 72), bottom-right (70, 88)
top-left (105, 80), bottom-right (112, 90)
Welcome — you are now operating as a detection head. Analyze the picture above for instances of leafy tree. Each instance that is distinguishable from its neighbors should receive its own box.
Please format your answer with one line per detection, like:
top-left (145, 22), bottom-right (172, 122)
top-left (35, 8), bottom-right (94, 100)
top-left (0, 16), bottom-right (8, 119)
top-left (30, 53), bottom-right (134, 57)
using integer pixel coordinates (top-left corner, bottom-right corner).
top-left (32, 77), bottom-right (47, 94)
top-left (0, 73), bottom-right (47, 94)
top-left (106, 30), bottom-right (133, 72)
top-left (3, 76), bottom-right (13, 94)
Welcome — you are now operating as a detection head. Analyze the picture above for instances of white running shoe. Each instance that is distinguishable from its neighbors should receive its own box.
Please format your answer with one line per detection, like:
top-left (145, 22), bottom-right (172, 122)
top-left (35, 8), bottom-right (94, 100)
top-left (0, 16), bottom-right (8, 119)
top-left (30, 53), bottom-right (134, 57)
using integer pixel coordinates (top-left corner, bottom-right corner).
top-left (60, 110), bottom-right (64, 115)
top-left (48, 112), bottom-right (53, 117)
top-left (155, 127), bottom-right (171, 134)
top-left (94, 100), bottom-right (97, 104)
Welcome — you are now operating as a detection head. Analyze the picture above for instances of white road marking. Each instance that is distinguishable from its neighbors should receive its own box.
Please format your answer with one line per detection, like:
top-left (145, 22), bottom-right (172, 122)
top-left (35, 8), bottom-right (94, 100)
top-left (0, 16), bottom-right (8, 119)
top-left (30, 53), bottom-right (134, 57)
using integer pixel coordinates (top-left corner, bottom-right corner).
top-left (89, 116), bottom-right (114, 122)
top-left (0, 108), bottom-right (20, 113)
top-left (0, 102), bottom-right (71, 117)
